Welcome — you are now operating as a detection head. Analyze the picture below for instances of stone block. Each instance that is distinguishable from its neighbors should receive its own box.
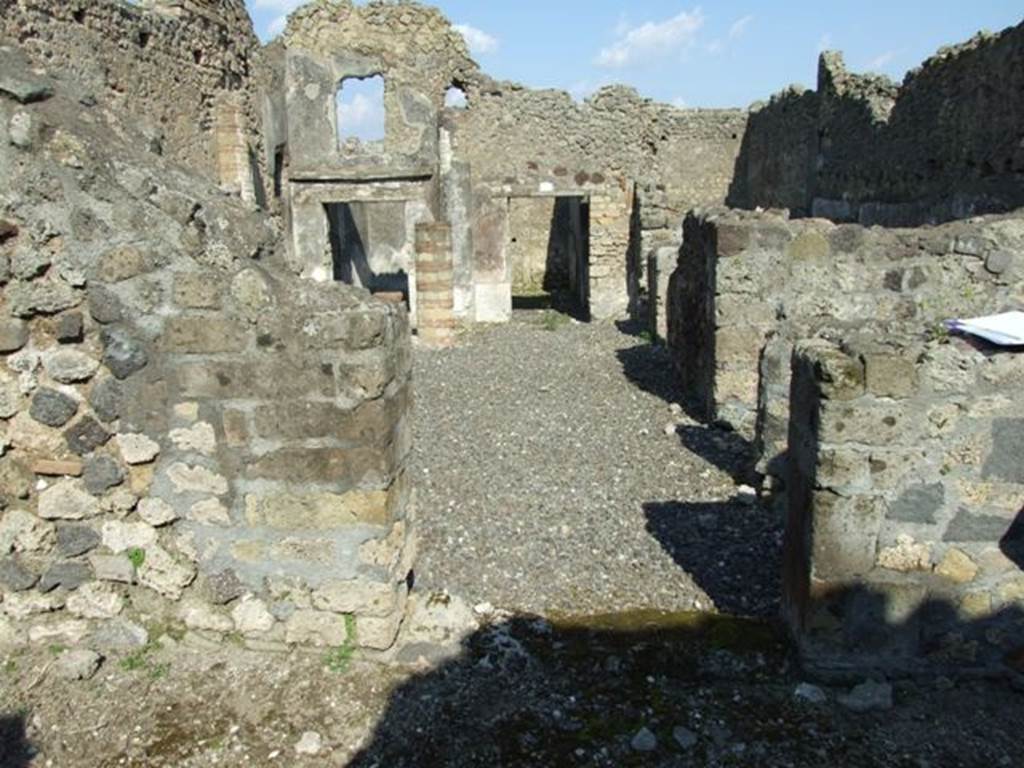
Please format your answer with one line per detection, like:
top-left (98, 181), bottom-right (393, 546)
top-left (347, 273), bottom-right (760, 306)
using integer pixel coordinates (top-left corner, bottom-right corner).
top-left (173, 272), bottom-right (222, 309)
top-left (38, 479), bottom-right (101, 520)
top-left (66, 582), bottom-right (124, 619)
top-left (38, 560), bottom-right (91, 592)
top-left (89, 554), bottom-right (135, 584)
top-left (56, 524), bottom-right (100, 557)
top-left (101, 328), bottom-right (148, 380)
top-left (89, 378), bottom-right (123, 423)
top-left (285, 610), bottom-right (349, 647)
top-left (82, 455), bottom-right (125, 495)
top-left (810, 491), bottom-right (884, 579)
top-left (785, 231), bottom-right (830, 262)
top-left (97, 246), bottom-right (148, 283)
top-left (137, 545), bottom-right (196, 599)
top-left (714, 222), bottom-right (751, 257)
top-left (982, 419), bottom-right (1024, 483)
top-left (311, 578), bottom-right (399, 618)
top-left (887, 483), bottom-right (944, 524)
top-left (0, 319), bottom-right (29, 353)
top-left (65, 417), bottom-right (112, 456)
top-left (162, 316), bottom-right (248, 354)
top-left (245, 488), bottom-right (390, 529)
top-left (30, 388), bottom-right (78, 428)
top-left (247, 446), bottom-right (389, 487)
top-left (0, 556), bottom-right (38, 591)
top-left (56, 312), bottom-right (84, 344)
top-left (943, 508), bottom-right (1013, 543)
top-left (863, 353), bottom-right (918, 398)
top-left (176, 360), bottom-right (334, 400)
top-left (164, 462), bottom-right (229, 495)
top-left (936, 548), bottom-right (979, 584)
top-left (231, 597), bottom-right (276, 635)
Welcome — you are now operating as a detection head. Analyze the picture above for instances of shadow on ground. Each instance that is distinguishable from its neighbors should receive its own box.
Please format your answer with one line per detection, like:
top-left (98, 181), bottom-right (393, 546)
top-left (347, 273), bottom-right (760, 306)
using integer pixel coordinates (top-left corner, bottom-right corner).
top-left (0, 713), bottom-right (31, 767)
top-left (346, 602), bottom-right (1024, 768)
top-left (644, 497), bottom-right (783, 616)
top-left (348, 613), bottom-right (797, 767)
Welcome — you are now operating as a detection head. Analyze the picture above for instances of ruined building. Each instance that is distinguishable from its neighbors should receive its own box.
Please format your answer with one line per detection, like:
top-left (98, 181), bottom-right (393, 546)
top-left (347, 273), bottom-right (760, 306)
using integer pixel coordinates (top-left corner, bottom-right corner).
top-left (0, 0), bottom-right (1022, 682)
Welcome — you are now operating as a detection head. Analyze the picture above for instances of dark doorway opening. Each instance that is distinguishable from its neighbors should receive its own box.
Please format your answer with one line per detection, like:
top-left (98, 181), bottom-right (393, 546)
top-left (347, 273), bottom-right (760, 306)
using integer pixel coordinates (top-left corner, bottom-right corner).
top-left (508, 196), bottom-right (590, 320)
top-left (324, 201), bottom-right (410, 302)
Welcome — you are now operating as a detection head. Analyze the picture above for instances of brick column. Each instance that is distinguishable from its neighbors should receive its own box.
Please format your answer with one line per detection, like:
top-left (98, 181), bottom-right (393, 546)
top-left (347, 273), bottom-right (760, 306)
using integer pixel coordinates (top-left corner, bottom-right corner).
top-left (415, 223), bottom-right (455, 348)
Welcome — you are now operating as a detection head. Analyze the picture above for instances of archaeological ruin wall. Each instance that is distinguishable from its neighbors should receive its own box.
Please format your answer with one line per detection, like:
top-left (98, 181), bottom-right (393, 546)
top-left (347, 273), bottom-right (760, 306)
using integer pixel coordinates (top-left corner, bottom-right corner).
top-left (666, 203), bottom-right (1024, 676)
top-left (271, 1), bottom-right (748, 327)
top-left (786, 332), bottom-right (1024, 678)
top-left (0, 29), bottom-right (415, 652)
top-left (1, 0), bottom-right (268, 203)
top-left (731, 22), bottom-right (1024, 227)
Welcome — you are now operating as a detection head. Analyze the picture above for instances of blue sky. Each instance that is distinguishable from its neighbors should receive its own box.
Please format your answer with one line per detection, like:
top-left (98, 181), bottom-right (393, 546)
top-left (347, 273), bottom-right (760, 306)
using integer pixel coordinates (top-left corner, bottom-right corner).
top-left (247, 1), bottom-right (1023, 108)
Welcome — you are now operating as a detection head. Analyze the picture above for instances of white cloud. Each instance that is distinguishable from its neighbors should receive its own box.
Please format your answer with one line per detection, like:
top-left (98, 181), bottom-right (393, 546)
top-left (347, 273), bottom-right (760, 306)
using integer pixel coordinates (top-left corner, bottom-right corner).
top-left (729, 14), bottom-right (754, 40)
top-left (253, 0), bottom-right (310, 39)
top-left (337, 79), bottom-right (386, 143)
top-left (705, 39), bottom-right (724, 55)
top-left (454, 23), bottom-right (499, 56)
top-left (671, 96), bottom-right (689, 108)
top-left (866, 51), bottom-right (896, 71)
top-left (596, 8), bottom-right (706, 68)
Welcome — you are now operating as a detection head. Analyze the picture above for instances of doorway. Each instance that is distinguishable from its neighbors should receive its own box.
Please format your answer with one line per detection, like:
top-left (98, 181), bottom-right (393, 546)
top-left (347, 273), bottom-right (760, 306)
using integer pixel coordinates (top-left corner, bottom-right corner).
top-left (507, 195), bottom-right (590, 320)
top-left (325, 201), bottom-right (411, 301)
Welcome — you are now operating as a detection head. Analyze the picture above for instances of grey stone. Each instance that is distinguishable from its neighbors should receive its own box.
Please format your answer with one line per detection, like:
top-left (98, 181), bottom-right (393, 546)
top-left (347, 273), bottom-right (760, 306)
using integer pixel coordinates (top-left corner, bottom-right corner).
top-left (631, 726), bottom-right (657, 752)
top-left (55, 649), bottom-right (103, 681)
top-left (5, 279), bottom-right (80, 317)
top-left (88, 618), bottom-right (149, 650)
top-left (0, 73), bottom-right (53, 104)
top-left (953, 235), bottom-right (986, 256)
top-left (982, 419), bottom-right (1024, 483)
top-left (43, 349), bottom-right (101, 383)
top-left (394, 641), bottom-right (458, 666)
top-left (0, 556), bottom-right (38, 591)
top-left (89, 378), bottom-right (123, 423)
top-left (11, 249), bottom-right (49, 280)
top-left (65, 417), bottom-right (112, 456)
top-left (56, 312), bottom-right (84, 343)
top-left (82, 455), bottom-right (125, 495)
top-left (943, 508), bottom-right (1012, 543)
top-left (30, 388), bottom-right (79, 427)
top-left (101, 328), bottom-right (148, 380)
top-left (838, 680), bottom-right (893, 713)
top-left (205, 569), bottom-right (246, 605)
top-left (0, 253), bottom-right (9, 283)
top-left (887, 483), bottom-right (943, 524)
top-left (0, 319), bottom-right (29, 352)
top-left (672, 726), bottom-right (698, 750)
top-left (985, 250), bottom-right (1014, 275)
top-left (88, 286), bottom-right (124, 325)
top-left (38, 561), bottom-right (92, 593)
top-left (56, 524), bottom-right (101, 557)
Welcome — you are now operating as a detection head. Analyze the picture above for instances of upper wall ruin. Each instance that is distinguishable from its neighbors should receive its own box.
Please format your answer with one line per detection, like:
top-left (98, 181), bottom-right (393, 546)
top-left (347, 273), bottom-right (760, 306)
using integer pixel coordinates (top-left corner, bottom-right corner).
top-left (1, 0), bottom-right (267, 200)
top-left (731, 23), bottom-right (1024, 226)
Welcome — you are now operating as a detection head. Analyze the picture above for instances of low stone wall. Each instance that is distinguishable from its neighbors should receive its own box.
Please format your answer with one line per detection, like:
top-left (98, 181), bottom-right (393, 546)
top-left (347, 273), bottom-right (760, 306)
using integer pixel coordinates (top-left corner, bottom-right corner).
top-left (1, 49), bottom-right (415, 654)
top-left (785, 332), bottom-right (1024, 678)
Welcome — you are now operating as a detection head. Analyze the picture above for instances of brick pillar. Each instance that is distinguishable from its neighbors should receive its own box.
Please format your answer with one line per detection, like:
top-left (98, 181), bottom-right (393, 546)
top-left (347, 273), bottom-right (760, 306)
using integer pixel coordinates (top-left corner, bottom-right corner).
top-left (415, 223), bottom-right (455, 348)
top-left (213, 93), bottom-right (255, 204)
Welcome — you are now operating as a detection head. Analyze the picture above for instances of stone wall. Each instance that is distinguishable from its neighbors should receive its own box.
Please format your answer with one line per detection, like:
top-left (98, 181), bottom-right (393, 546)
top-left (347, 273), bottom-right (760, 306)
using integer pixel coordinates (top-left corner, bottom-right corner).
top-left (1, 0), bottom-right (266, 195)
top-left (446, 85), bottom-right (747, 320)
top-left (0, 45), bottom-right (415, 652)
top-left (732, 22), bottom-right (1024, 226)
top-left (785, 332), bottom-right (1024, 678)
top-left (668, 207), bottom-right (1024, 462)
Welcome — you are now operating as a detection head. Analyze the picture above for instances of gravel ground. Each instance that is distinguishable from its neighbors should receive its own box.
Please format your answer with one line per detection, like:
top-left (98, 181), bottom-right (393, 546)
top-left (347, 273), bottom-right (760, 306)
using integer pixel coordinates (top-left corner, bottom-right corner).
top-left (412, 312), bottom-right (783, 617)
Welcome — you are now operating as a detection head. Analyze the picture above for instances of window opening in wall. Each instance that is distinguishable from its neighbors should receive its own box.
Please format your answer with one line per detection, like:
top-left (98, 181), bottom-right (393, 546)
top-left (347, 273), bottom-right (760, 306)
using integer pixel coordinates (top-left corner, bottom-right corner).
top-left (508, 195), bottom-right (590, 320)
top-left (336, 75), bottom-right (386, 148)
top-left (444, 84), bottom-right (468, 110)
top-left (324, 201), bottom-right (410, 304)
